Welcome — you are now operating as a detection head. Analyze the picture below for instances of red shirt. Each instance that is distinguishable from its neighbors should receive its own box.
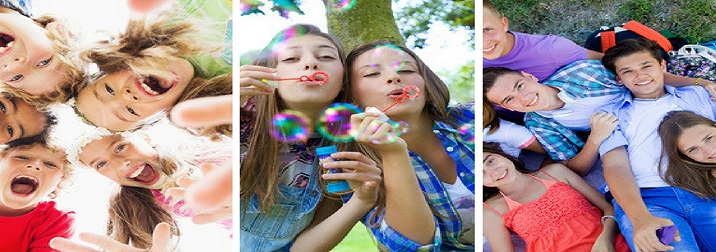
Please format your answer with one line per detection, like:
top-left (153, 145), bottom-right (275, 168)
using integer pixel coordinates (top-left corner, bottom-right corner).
top-left (0, 201), bottom-right (75, 252)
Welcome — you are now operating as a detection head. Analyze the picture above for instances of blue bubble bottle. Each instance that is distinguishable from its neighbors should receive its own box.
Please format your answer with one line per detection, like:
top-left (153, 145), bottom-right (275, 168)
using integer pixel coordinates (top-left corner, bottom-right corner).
top-left (316, 145), bottom-right (352, 194)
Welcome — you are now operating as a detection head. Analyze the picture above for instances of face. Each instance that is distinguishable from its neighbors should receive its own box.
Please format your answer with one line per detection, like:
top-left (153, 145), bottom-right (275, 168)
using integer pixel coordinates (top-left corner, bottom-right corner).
top-left (482, 9), bottom-right (511, 60)
top-left (482, 152), bottom-right (516, 187)
top-left (0, 12), bottom-right (68, 95)
top-left (677, 124), bottom-right (716, 163)
top-left (0, 144), bottom-right (65, 213)
top-left (76, 58), bottom-right (194, 131)
top-left (78, 134), bottom-right (170, 189)
top-left (614, 51), bottom-right (667, 99)
top-left (273, 35), bottom-right (344, 109)
top-left (0, 96), bottom-right (46, 144)
top-left (485, 72), bottom-right (562, 112)
top-left (350, 46), bottom-right (426, 117)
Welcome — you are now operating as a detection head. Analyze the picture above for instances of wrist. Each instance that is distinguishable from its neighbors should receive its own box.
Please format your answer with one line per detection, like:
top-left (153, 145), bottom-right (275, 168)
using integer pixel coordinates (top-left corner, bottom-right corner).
top-left (695, 77), bottom-right (702, 86)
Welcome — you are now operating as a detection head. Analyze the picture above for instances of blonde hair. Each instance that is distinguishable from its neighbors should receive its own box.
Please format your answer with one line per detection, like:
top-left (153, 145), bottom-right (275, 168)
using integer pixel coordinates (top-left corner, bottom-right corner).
top-left (0, 138), bottom-right (74, 199)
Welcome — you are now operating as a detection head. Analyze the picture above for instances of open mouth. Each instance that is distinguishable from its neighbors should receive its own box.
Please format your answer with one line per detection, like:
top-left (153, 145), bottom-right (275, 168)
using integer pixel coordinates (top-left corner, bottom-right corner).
top-left (634, 79), bottom-right (652, 86)
top-left (0, 32), bottom-right (15, 57)
top-left (11, 175), bottom-right (38, 196)
top-left (387, 88), bottom-right (404, 98)
top-left (136, 74), bottom-right (176, 96)
top-left (126, 163), bottom-right (159, 186)
top-left (483, 44), bottom-right (497, 54)
top-left (497, 169), bottom-right (508, 181)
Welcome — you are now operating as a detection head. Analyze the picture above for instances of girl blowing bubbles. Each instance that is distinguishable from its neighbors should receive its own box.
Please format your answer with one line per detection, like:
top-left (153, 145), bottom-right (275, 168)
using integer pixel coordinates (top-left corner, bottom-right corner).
top-left (658, 110), bottom-right (716, 198)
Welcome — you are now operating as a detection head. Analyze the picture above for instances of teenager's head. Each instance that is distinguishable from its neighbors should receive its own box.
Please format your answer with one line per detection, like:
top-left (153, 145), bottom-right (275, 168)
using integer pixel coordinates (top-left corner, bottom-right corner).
top-left (0, 139), bottom-right (72, 215)
top-left (74, 11), bottom-right (225, 131)
top-left (602, 38), bottom-right (667, 99)
top-left (0, 12), bottom-right (86, 106)
top-left (0, 93), bottom-right (56, 145)
top-left (483, 67), bottom-right (562, 112)
top-left (346, 41), bottom-right (451, 122)
top-left (658, 110), bottom-right (716, 198)
top-left (482, 0), bottom-right (512, 60)
top-left (482, 142), bottom-right (529, 200)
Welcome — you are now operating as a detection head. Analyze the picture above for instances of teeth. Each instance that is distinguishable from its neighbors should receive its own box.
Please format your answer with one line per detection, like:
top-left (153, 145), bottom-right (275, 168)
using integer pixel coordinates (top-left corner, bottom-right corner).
top-left (16, 175), bottom-right (37, 184)
top-left (636, 80), bottom-right (651, 85)
top-left (140, 82), bottom-right (159, 95)
top-left (0, 41), bottom-right (13, 54)
top-left (527, 95), bottom-right (538, 106)
top-left (129, 165), bottom-right (145, 178)
top-left (498, 170), bottom-right (507, 180)
top-left (483, 44), bottom-right (496, 52)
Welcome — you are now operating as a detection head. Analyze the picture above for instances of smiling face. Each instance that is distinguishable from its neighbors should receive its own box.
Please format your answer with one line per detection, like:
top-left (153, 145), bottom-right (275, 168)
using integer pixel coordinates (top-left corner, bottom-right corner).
top-left (0, 11), bottom-right (68, 95)
top-left (677, 124), bottom-right (716, 163)
top-left (482, 152), bottom-right (517, 187)
top-left (78, 134), bottom-right (170, 189)
top-left (482, 8), bottom-right (512, 60)
top-left (0, 95), bottom-right (47, 144)
top-left (76, 58), bottom-right (194, 131)
top-left (485, 71), bottom-right (563, 112)
top-left (273, 35), bottom-right (344, 110)
top-left (350, 46), bottom-right (426, 117)
top-left (0, 144), bottom-right (66, 215)
top-left (614, 51), bottom-right (667, 99)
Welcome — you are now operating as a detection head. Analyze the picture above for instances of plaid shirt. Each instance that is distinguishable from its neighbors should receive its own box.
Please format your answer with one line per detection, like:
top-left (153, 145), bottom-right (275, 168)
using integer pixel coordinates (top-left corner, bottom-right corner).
top-left (359, 103), bottom-right (476, 251)
top-left (524, 60), bottom-right (628, 161)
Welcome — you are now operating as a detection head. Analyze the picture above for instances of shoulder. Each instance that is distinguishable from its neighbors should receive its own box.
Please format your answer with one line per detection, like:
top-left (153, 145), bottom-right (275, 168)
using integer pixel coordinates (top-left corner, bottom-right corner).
top-left (535, 163), bottom-right (573, 181)
top-left (483, 195), bottom-right (508, 215)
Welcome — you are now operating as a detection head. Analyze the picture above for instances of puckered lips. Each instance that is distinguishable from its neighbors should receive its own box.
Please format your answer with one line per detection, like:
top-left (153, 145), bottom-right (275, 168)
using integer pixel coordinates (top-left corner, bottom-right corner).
top-left (0, 32), bottom-right (15, 57)
top-left (126, 162), bottom-right (159, 186)
top-left (135, 73), bottom-right (178, 96)
top-left (303, 73), bottom-right (328, 86)
top-left (387, 88), bottom-right (405, 99)
top-left (10, 175), bottom-right (39, 196)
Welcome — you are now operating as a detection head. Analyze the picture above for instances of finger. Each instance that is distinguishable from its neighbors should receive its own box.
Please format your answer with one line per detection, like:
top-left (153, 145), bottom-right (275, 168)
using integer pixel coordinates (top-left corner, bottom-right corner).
top-left (323, 170), bottom-right (382, 182)
top-left (151, 222), bottom-right (172, 252)
top-left (185, 166), bottom-right (233, 211)
top-left (200, 163), bottom-right (219, 175)
top-left (239, 64), bottom-right (278, 73)
top-left (78, 232), bottom-right (131, 251)
top-left (191, 207), bottom-right (232, 224)
top-left (50, 237), bottom-right (99, 252)
top-left (328, 152), bottom-right (377, 167)
top-left (354, 116), bottom-right (376, 140)
top-left (170, 95), bottom-right (232, 128)
top-left (166, 187), bottom-right (186, 198)
top-left (175, 176), bottom-right (196, 188)
top-left (370, 123), bottom-right (396, 143)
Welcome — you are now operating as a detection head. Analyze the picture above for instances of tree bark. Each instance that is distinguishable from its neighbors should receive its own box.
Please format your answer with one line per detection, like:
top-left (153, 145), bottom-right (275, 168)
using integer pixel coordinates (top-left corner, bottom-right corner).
top-left (324, 0), bottom-right (405, 53)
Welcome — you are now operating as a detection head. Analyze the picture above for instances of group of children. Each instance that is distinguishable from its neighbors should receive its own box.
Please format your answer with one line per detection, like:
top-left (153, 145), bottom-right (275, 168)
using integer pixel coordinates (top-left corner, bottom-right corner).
top-left (483, 0), bottom-right (716, 251)
top-left (1, 0), bottom-right (233, 251)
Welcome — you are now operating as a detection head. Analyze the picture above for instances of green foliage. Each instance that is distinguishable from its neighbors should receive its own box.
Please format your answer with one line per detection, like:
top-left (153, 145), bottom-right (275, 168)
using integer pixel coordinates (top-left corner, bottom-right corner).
top-left (667, 0), bottom-right (716, 43)
top-left (333, 223), bottom-right (378, 252)
top-left (439, 61), bottom-right (475, 105)
top-left (617, 0), bottom-right (654, 23)
top-left (395, 0), bottom-right (474, 49)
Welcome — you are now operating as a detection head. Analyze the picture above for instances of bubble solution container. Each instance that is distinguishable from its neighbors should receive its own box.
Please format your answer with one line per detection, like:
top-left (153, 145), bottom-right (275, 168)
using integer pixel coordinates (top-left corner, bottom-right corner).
top-left (316, 145), bottom-right (352, 194)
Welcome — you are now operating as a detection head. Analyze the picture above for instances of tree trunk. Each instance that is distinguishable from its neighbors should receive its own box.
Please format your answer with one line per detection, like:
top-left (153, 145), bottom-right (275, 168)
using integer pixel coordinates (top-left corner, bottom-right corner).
top-left (324, 0), bottom-right (405, 53)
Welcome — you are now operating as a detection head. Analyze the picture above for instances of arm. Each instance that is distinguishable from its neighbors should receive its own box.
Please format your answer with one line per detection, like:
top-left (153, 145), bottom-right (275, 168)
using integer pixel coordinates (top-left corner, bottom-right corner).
top-left (587, 49), bottom-right (604, 60)
top-left (522, 138), bottom-right (546, 154)
top-left (664, 72), bottom-right (716, 99)
top-left (525, 114), bottom-right (592, 175)
top-left (50, 223), bottom-right (171, 252)
top-left (602, 147), bottom-right (676, 252)
top-left (563, 112), bottom-right (619, 176)
top-left (483, 205), bottom-right (515, 252)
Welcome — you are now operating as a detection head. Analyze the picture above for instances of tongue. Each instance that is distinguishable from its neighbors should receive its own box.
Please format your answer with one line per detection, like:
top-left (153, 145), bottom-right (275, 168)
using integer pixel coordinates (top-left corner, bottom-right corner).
top-left (133, 165), bottom-right (156, 183)
top-left (11, 183), bottom-right (34, 194)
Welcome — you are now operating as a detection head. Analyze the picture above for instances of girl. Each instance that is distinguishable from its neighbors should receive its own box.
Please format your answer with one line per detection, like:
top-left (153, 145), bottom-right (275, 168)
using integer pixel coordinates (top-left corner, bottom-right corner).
top-left (484, 99), bottom-right (548, 171)
top-left (483, 143), bottom-right (629, 252)
top-left (69, 125), bottom-right (232, 250)
top-left (73, 8), bottom-right (231, 135)
top-left (658, 110), bottom-right (716, 198)
top-left (239, 24), bottom-right (383, 251)
top-left (345, 41), bottom-right (474, 250)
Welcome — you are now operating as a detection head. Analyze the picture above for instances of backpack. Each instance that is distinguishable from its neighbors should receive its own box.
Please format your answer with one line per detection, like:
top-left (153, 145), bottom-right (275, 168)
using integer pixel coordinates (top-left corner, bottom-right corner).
top-left (667, 44), bottom-right (716, 82)
top-left (584, 20), bottom-right (674, 59)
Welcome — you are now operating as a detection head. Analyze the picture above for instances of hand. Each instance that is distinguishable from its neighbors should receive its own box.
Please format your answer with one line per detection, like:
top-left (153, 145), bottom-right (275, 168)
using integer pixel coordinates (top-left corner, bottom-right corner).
top-left (591, 232), bottom-right (617, 252)
top-left (167, 163), bottom-right (232, 214)
top-left (170, 95), bottom-right (231, 129)
top-left (127, 0), bottom-right (171, 14)
top-left (321, 152), bottom-right (382, 205)
top-left (697, 79), bottom-right (716, 101)
top-left (239, 65), bottom-right (277, 105)
top-left (349, 110), bottom-right (406, 152)
top-left (49, 222), bottom-right (171, 252)
top-left (632, 216), bottom-right (680, 252)
top-left (588, 112), bottom-right (619, 145)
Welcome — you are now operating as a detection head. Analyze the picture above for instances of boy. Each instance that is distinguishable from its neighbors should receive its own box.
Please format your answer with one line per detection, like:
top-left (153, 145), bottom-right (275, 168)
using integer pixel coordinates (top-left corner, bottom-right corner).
top-left (599, 38), bottom-right (716, 252)
top-left (0, 139), bottom-right (75, 251)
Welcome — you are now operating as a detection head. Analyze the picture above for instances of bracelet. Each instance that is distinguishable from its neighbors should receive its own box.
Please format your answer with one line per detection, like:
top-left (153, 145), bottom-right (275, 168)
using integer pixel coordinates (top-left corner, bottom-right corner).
top-left (601, 215), bottom-right (618, 225)
top-left (695, 77), bottom-right (702, 86)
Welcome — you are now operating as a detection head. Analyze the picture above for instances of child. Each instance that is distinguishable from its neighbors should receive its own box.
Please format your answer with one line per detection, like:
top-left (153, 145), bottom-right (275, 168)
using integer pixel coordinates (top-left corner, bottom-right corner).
top-left (73, 8), bottom-right (231, 135)
top-left (0, 139), bottom-right (75, 251)
top-left (240, 24), bottom-right (383, 251)
top-left (0, 0), bottom-right (87, 108)
top-left (69, 126), bottom-right (232, 250)
top-left (598, 38), bottom-right (716, 251)
top-left (346, 41), bottom-right (475, 251)
top-left (657, 110), bottom-right (716, 198)
top-left (483, 99), bottom-right (547, 171)
top-left (0, 92), bottom-right (57, 145)
top-left (482, 143), bottom-right (628, 252)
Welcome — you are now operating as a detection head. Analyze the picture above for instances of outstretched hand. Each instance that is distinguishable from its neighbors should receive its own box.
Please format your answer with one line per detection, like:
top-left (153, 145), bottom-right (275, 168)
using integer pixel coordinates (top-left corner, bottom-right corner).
top-left (49, 222), bottom-right (171, 252)
top-left (167, 163), bottom-right (232, 223)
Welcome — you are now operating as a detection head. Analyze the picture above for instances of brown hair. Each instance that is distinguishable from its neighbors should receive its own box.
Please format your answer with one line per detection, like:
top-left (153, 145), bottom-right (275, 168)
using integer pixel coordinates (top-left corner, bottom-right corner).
top-left (483, 0), bottom-right (502, 18)
top-left (483, 66), bottom-right (522, 105)
top-left (602, 38), bottom-right (663, 75)
top-left (482, 142), bottom-right (530, 201)
top-left (483, 99), bottom-right (499, 133)
top-left (658, 110), bottom-right (716, 198)
top-left (0, 138), bottom-right (74, 199)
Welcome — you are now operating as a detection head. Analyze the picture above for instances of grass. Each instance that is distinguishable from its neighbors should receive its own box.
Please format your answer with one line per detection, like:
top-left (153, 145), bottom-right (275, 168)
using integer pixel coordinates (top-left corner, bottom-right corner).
top-left (332, 222), bottom-right (379, 252)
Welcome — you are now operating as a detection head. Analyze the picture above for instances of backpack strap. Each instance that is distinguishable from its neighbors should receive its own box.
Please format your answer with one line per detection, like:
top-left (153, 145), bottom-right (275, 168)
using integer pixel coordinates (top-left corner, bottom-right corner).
top-left (623, 20), bottom-right (673, 52)
top-left (600, 30), bottom-right (617, 52)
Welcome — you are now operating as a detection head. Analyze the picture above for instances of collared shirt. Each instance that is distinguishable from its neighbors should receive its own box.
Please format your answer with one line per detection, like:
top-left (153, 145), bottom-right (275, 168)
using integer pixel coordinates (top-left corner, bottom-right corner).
top-left (525, 60), bottom-right (629, 161)
top-left (359, 103), bottom-right (476, 251)
top-left (598, 85), bottom-right (716, 188)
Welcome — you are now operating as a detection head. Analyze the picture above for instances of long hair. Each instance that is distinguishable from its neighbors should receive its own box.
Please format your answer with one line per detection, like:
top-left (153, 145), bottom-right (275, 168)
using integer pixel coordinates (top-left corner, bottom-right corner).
top-left (658, 110), bottom-right (716, 198)
top-left (483, 99), bottom-right (499, 133)
top-left (483, 142), bottom-right (530, 201)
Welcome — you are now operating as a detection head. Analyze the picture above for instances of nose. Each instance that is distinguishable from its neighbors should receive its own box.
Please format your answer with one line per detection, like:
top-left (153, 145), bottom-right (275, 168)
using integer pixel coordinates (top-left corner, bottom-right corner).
top-left (122, 87), bottom-right (139, 102)
top-left (303, 62), bottom-right (319, 70)
top-left (26, 159), bottom-right (42, 171)
top-left (386, 72), bottom-right (402, 85)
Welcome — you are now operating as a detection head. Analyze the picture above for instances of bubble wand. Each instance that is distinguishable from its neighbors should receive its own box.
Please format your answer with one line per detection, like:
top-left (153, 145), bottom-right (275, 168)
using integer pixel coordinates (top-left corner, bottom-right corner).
top-left (262, 71), bottom-right (329, 86)
top-left (381, 85), bottom-right (421, 113)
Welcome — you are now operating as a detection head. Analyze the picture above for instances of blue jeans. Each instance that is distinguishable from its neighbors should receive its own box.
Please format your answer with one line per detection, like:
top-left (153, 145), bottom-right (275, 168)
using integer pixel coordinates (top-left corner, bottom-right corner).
top-left (613, 187), bottom-right (716, 252)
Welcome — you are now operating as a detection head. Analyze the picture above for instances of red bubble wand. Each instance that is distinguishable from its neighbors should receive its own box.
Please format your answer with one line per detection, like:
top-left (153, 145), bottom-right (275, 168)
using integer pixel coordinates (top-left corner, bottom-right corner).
top-left (381, 85), bottom-right (421, 113)
top-left (263, 71), bottom-right (329, 86)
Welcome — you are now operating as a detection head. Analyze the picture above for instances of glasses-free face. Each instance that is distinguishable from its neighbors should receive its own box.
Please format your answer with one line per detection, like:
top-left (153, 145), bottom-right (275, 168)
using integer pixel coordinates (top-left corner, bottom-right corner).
top-left (76, 58), bottom-right (194, 131)
top-left (482, 9), bottom-right (511, 60)
top-left (272, 35), bottom-right (344, 109)
top-left (485, 71), bottom-right (562, 113)
top-left (0, 95), bottom-right (46, 144)
top-left (78, 134), bottom-right (170, 189)
top-left (677, 124), bottom-right (716, 164)
top-left (0, 11), bottom-right (68, 95)
top-left (350, 46), bottom-right (426, 117)
top-left (0, 144), bottom-right (66, 214)
top-left (482, 152), bottom-right (517, 187)
top-left (613, 51), bottom-right (667, 100)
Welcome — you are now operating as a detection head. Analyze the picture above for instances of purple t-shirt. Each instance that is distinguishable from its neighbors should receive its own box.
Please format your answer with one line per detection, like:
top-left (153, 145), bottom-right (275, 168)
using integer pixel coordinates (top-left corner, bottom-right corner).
top-left (484, 31), bottom-right (586, 81)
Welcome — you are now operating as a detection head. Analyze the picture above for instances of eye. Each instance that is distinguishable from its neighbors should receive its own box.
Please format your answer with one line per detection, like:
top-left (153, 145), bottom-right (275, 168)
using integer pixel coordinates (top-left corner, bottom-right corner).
top-left (44, 161), bottom-right (58, 168)
top-left (318, 55), bottom-right (336, 60)
top-left (14, 155), bottom-right (28, 160)
top-left (37, 57), bottom-right (52, 67)
top-left (686, 147), bottom-right (697, 154)
top-left (6, 125), bottom-right (13, 138)
top-left (0, 101), bottom-right (5, 113)
top-left (517, 83), bottom-right (524, 90)
top-left (706, 136), bottom-right (713, 142)
top-left (363, 72), bottom-right (379, 77)
top-left (105, 84), bottom-right (115, 95)
top-left (96, 161), bottom-right (106, 170)
top-left (127, 106), bottom-right (139, 116)
top-left (504, 97), bottom-right (513, 104)
top-left (281, 57), bottom-right (299, 63)
top-left (114, 144), bottom-right (126, 154)
top-left (9, 74), bottom-right (23, 82)
top-left (397, 69), bottom-right (415, 74)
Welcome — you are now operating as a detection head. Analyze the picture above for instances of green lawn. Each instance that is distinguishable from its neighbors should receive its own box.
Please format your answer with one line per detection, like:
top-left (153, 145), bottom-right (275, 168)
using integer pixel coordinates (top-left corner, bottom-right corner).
top-left (332, 222), bottom-right (378, 252)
